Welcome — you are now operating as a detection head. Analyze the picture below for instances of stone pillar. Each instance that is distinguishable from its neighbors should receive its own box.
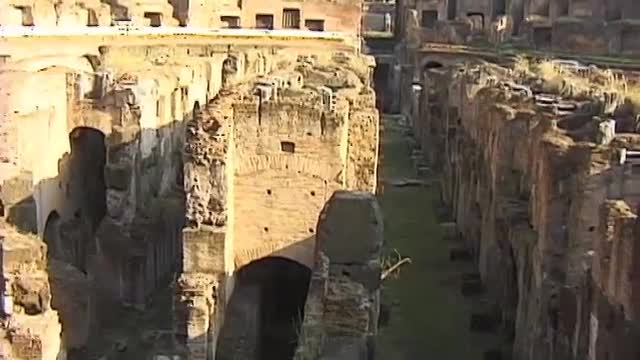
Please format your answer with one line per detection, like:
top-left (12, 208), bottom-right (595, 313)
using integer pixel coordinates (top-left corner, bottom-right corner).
top-left (175, 95), bottom-right (234, 359)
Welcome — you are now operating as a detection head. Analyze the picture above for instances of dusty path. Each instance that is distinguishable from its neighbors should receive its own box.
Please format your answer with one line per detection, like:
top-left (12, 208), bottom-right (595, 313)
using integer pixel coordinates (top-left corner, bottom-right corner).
top-left (375, 116), bottom-right (501, 360)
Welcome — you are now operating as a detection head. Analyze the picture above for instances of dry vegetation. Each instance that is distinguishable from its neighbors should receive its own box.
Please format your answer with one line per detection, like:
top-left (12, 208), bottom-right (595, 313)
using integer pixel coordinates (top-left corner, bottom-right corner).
top-left (514, 55), bottom-right (640, 110)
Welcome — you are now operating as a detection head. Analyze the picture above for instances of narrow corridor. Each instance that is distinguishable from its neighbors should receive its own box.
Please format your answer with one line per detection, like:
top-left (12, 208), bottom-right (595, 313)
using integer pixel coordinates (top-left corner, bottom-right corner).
top-left (375, 115), bottom-right (503, 360)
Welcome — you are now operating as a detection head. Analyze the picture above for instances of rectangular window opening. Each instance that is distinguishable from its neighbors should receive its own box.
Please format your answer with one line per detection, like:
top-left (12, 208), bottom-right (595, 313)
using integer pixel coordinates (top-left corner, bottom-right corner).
top-left (305, 19), bottom-right (325, 31)
top-left (220, 16), bottom-right (240, 28)
top-left (421, 10), bottom-right (438, 28)
top-left (255, 14), bottom-right (274, 29)
top-left (281, 141), bottom-right (295, 153)
top-left (144, 12), bottom-right (162, 27)
top-left (283, 9), bottom-right (301, 29)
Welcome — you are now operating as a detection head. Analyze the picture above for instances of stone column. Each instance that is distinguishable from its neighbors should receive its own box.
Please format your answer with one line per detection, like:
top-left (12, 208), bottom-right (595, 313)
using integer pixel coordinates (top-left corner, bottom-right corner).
top-left (175, 96), bottom-right (234, 359)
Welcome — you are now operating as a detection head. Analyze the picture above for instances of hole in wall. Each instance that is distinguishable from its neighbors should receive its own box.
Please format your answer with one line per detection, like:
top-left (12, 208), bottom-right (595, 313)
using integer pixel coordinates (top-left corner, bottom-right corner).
top-left (264, 227), bottom-right (269, 233)
top-left (266, 189), bottom-right (272, 195)
top-left (144, 12), bottom-right (162, 27)
top-left (588, 226), bottom-right (595, 232)
top-left (217, 257), bottom-right (311, 359)
top-left (421, 10), bottom-right (438, 28)
top-left (310, 191), bottom-right (316, 196)
top-left (308, 228), bottom-right (314, 233)
top-left (281, 141), bottom-right (295, 153)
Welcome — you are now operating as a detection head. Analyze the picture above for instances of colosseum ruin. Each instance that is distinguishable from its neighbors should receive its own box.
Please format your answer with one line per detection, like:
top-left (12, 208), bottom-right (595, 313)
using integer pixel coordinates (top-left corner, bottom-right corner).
top-left (1, 0), bottom-right (639, 359)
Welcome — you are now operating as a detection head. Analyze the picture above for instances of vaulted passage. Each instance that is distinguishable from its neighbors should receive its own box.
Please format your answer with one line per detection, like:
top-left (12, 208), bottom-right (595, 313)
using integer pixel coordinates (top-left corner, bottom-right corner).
top-left (45, 127), bottom-right (107, 272)
top-left (68, 127), bottom-right (107, 233)
top-left (217, 257), bottom-right (311, 360)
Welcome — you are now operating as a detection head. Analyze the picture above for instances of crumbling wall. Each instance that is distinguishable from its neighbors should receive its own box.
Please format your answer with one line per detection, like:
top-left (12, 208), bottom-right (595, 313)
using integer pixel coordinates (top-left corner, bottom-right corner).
top-left (293, 191), bottom-right (383, 360)
top-left (413, 60), bottom-right (640, 360)
top-left (176, 50), bottom-right (379, 359)
top-left (1, 220), bottom-right (64, 360)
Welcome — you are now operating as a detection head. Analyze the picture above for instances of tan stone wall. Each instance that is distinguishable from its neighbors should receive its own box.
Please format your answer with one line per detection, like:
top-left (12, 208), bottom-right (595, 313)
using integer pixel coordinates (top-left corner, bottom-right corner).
top-left (232, 102), bottom-right (346, 268)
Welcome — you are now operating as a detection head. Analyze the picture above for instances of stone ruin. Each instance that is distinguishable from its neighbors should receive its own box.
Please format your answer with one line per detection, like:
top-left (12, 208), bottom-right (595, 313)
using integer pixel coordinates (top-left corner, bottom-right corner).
top-left (0, 21), bottom-right (382, 357)
top-left (402, 55), bottom-right (640, 359)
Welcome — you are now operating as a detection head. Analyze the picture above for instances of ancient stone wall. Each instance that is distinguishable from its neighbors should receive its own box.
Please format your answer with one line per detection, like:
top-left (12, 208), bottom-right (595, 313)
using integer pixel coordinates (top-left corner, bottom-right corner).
top-left (293, 191), bottom-right (383, 360)
top-left (176, 50), bottom-right (379, 360)
top-left (412, 60), bottom-right (640, 360)
top-left (397, 0), bottom-right (640, 57)
top-left (1, 220), bottom-right (64, 360)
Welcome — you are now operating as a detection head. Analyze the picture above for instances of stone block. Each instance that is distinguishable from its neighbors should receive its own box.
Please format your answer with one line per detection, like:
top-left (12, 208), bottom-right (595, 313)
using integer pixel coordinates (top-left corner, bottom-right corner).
top-left (316, 191), bottom-right (383, 265)
top-left (0, 172), bottom-right (34, 205)
top-left (12, 275), bottom-right (51, 315)
top-left (182, 228), bottom-right (226, 274)
top-left (1, 227), bottom-right (46, 273)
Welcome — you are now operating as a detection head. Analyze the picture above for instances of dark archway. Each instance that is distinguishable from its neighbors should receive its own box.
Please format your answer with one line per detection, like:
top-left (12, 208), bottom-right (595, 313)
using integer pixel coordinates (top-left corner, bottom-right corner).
top-left (68, 127), bottom-right (107, 233)
top-left (373, 62), bottom-right (391, 112)
top-left (217, 257), bottom-right (312, 360)
top-left (446, 0), bottom-right (457, 20)
top-left (511, 0), bottom-right (525, 35)
top-left (43, 211), bottom-right (61, 260)
top-left (493, 0), bottom-right (507, 17)
top-left (423, 61), bottom-right (444, 72)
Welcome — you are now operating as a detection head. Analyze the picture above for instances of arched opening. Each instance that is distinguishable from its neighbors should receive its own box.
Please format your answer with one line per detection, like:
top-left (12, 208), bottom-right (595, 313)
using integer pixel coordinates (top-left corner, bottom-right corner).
top-left (467, 12), bottom-right (485, 33)
top-left (493, 0), bottom-right (507, 17)
top-left (43, 211), bottom-right (61, 260)
top-left (446, 0), bottom-right (457, 20)
top-left (221, 56), bottom-right (238, 89)
top-left (511, 0), bottom-right (525, 35)
top-left (373, 62), bottom-right (391, 112)
top-left (67, 127), bottom-right (107, 233)
top-left (423, 61), bottom-right (444, 71)
top-left (217, 257), bottom-right (311, 360)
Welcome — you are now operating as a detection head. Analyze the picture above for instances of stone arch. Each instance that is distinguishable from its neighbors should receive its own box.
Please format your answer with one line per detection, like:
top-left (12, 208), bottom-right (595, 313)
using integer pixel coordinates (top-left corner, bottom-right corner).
top-left (5, 56), bottom-right (94, 74)
top-left (217, 256), bottom-right (311, 359)
top-left (43, 211), bottom-right (61, 259)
